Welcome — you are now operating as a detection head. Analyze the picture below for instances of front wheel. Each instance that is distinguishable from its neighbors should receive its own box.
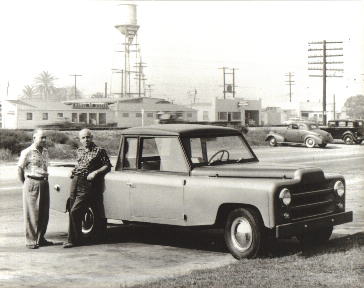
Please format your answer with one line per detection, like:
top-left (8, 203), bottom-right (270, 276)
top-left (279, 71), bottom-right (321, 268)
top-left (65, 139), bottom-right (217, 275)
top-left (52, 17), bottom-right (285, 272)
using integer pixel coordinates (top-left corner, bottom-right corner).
top-left (305, 137), bottom-right (316, 148)
top-left (224, 208), bottom-right (263, 259)
top-left (343, 135), bottom-right (354, 145)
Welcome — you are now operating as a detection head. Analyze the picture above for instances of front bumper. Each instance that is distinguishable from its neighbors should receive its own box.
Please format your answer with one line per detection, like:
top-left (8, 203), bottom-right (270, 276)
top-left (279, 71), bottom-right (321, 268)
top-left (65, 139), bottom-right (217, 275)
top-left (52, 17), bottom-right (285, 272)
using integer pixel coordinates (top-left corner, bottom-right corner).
top-left (275, 211), bottom-right (353, 238)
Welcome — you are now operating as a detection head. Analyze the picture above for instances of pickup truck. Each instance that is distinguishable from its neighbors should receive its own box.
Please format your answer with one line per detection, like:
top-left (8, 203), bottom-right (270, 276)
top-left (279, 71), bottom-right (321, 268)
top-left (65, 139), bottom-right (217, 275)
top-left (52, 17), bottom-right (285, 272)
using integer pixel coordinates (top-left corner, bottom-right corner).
top-left (320, 119), bottom-right (364, 145)
top-left (49, 124), bottom-right (353, 259)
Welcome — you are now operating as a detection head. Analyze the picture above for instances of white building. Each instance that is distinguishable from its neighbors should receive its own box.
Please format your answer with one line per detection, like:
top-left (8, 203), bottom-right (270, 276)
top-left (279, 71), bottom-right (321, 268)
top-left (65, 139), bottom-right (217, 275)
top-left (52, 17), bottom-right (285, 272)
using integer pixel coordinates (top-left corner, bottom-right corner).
top-left (191, 97), bottom-right (262, 126)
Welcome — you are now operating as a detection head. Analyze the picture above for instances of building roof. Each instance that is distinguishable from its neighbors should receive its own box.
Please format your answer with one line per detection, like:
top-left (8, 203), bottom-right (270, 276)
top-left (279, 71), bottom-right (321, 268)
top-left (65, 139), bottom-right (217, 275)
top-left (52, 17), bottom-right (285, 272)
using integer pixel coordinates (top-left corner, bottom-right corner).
top-left (7, 100), bottom-right (71, 110)
top-left (121, 124), bottom-right (240, 137)
top-left (113, 102), bottom-right (196, 112)
top-left (63, 98), bottom-right (117, 105)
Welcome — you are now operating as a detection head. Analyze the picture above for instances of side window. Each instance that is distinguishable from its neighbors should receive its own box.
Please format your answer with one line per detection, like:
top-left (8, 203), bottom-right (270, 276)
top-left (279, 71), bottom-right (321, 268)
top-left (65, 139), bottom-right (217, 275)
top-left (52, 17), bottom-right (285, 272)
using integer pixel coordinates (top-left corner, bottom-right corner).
top-left (122, 138), bottom-right (138, 169)
top-left (298, 124), bottom-right (305, 130)
top-left (139, 137), bottom-right (188, 173)
top-left (291, 124), bottom-right (298, 129)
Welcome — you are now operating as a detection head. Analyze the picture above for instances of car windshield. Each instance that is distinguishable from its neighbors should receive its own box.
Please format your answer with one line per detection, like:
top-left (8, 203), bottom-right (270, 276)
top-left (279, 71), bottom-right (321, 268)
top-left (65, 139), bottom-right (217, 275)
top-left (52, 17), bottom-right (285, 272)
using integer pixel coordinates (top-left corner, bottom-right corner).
top-left (182, 135), bottom-right (256, 167)
top-left (309, 124), bottom-right (319, 129)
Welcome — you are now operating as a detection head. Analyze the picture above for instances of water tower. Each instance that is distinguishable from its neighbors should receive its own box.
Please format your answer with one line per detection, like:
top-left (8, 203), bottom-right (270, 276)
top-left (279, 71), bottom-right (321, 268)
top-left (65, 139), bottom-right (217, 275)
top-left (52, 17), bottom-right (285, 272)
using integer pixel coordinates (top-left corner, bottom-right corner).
top-left (114, 4), bottom-right (145, 98)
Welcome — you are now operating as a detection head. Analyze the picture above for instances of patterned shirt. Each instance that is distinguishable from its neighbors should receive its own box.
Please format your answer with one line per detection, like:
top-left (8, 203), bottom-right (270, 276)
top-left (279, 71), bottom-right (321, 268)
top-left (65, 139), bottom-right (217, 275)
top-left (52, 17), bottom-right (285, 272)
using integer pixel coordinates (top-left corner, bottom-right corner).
top-left (18, 144), bottom-right (49, 178)
top-left (72, 143), bottom-right (111, 177)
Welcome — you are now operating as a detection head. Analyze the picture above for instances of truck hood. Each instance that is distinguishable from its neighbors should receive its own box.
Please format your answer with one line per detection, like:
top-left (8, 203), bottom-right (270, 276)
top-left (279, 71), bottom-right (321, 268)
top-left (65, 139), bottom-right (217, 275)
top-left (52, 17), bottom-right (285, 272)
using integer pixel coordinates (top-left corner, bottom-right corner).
top-left (191, 162), bottom-right (325, 181)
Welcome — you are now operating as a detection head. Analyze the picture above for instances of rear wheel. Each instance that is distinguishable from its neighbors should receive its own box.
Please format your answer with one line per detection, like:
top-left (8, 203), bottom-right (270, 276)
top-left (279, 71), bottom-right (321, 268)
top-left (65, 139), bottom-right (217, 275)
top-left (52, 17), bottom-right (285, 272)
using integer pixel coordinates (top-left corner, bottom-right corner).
top-left (296, 226), bottom-right (333, 246)
top-left (268, 137), bottom-right (277, 147)
top-left (305, 137), bottom-right (316, 148)
top-left (224, 208), bottom-right (263, 259)
top-left (343, 135), bottom-right (354, 145)
top-left (81, 205), bottom-right (107, 241)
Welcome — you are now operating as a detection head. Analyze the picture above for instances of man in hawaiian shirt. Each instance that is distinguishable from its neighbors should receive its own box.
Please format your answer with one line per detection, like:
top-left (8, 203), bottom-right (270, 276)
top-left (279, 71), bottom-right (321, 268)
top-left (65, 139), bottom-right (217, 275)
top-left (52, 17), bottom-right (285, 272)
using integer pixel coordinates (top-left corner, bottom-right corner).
top-left (18, 129), bottom-right (53, 249)
top-left (63, 128), bottom-right (111, 248)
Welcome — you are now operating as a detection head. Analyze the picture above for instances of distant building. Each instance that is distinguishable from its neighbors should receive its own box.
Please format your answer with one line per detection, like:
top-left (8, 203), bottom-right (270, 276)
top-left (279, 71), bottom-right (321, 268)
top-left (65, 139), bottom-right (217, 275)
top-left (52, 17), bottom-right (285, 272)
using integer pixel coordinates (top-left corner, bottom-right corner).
top-left (1, 97), bottom-right (197, 129)
top-left (261, 107), bottom-right (299, 125)
top-left (191, 97), bottom-right (262, 126)
top-left (298, 101), bottom-right (342, 123)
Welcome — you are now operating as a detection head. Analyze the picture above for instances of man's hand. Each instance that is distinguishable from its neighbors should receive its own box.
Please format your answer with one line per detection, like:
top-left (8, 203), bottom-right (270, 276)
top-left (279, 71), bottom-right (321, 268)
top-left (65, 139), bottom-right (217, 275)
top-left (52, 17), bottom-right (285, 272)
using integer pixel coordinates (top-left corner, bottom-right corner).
top-left (87, 171), bottom-right (97, 181)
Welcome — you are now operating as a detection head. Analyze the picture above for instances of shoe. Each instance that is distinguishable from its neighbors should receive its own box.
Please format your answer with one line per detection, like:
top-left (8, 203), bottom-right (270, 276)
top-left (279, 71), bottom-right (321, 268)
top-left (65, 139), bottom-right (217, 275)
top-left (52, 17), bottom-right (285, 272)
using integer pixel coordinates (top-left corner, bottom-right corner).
top-left (39, 239), bottom-right (54, 247)
top-left (26, 244), bottom-right (39, 249)
top-left (63, 242), bottom-right (77, 248)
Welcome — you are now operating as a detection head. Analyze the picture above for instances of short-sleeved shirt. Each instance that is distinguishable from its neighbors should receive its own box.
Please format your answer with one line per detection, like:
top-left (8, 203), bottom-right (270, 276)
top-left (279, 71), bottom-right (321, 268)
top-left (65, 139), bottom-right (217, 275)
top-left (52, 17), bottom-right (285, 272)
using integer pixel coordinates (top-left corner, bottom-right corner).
top-left (18, 145), bottom-right (49, 178)
top-left (72, 143), bottom-right (111, 177)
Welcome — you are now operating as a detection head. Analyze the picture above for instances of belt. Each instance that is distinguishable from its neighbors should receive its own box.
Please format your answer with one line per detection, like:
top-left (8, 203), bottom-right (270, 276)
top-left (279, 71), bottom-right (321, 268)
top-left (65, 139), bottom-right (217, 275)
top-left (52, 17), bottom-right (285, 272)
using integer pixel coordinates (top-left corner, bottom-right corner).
top-left (27, 175), bottom-right (48, 181)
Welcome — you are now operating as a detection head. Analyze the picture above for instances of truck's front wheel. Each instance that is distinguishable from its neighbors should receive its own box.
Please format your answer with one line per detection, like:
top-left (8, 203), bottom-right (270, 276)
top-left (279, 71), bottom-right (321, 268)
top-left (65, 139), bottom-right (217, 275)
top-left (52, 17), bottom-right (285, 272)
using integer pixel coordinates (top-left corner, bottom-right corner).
top-left (224, 208), bottom-right (263, 259)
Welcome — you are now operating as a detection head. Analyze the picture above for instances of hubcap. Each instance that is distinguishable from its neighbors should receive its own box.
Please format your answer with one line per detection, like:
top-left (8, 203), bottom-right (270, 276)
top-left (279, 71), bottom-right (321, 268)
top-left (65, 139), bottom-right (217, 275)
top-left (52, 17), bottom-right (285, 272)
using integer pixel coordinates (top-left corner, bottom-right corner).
top-left (270, 138), bottom-right (276, 146)
top-left (306, 138), bottom-right (314, 147)
top-left (230, 217), bottom-right (253, 252)
top-left (345, 137), bottom-right (353, 144)
top-left (82, 207), bottom-right (94, 234)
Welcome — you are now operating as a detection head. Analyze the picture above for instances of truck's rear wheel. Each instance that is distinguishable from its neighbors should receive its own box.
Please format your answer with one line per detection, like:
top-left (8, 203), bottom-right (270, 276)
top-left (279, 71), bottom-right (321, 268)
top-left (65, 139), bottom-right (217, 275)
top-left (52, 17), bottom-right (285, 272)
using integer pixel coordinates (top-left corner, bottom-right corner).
top-left (81, 205), bottom-right (107, 241)
top-left (224, 208), bottom-right (263, 259)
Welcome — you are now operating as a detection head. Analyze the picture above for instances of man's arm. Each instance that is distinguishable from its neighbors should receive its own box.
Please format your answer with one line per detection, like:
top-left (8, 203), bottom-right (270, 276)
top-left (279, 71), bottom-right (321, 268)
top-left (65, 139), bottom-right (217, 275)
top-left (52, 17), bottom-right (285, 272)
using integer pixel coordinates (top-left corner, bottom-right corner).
top-left (18, 167), bottom-right (25, 183)
top-left (87, 165), bottom-right (110, 181)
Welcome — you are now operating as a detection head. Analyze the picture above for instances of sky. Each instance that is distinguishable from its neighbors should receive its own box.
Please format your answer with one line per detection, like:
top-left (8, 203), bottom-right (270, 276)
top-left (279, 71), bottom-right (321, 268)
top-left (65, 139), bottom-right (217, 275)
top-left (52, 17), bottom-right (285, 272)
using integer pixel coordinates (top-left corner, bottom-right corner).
top-left (0, 0), bottom-right (363, 110)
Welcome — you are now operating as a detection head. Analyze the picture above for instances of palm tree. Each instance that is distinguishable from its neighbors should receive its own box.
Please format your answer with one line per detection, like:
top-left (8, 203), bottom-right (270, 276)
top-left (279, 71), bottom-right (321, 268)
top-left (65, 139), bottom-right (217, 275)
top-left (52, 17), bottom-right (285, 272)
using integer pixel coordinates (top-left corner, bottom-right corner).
top-left (22, 85), bottom-right (37, 99)
top-left (34, 71), bottom-right (57, 101)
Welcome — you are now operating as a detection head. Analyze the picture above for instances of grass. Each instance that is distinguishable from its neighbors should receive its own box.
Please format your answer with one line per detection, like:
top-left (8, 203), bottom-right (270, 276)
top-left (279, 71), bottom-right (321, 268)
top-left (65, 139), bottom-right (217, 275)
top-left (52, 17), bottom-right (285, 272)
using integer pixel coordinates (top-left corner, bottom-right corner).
top-left (129, 232), bottom-right (363, 288)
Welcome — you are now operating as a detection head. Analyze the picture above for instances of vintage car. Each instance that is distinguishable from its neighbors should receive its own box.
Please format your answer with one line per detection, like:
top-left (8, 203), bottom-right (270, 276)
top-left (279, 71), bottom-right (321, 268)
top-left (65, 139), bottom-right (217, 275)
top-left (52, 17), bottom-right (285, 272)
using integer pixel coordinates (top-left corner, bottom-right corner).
top-left (265, 122), bottom-right (333, 148)
top-left (320, 119), bottom-right (364, 145)
top-left (49, 124), bottom-right (352, 259)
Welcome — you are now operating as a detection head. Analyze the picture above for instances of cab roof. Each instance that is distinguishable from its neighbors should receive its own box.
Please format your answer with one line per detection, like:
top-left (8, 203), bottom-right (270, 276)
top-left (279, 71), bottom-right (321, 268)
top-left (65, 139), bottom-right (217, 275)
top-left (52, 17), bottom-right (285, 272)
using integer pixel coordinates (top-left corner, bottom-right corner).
top-left (121, 124), bottom-right (241, 137)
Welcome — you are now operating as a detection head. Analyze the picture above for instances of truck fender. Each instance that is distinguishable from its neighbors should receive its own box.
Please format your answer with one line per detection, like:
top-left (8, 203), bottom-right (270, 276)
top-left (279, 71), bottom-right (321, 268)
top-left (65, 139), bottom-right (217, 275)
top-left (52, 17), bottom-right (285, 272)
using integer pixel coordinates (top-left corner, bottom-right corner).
top-left (342, 131), bottom-right (355, 139)
top-left (265, 132), bottom-right (284, 142)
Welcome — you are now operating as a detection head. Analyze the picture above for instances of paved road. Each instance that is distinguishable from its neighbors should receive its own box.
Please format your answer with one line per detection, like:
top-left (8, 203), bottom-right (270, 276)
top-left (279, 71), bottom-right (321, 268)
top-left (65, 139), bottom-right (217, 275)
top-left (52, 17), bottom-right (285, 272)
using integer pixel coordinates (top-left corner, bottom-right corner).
top-left (0, 143), bottom-right (363, 287)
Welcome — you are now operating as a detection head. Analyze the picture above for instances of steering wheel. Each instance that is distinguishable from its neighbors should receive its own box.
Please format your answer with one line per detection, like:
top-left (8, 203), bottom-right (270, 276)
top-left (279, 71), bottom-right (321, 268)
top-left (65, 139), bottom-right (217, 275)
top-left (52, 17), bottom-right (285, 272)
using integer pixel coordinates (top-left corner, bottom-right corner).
top-left (208, 149), bottom-right (230, 165)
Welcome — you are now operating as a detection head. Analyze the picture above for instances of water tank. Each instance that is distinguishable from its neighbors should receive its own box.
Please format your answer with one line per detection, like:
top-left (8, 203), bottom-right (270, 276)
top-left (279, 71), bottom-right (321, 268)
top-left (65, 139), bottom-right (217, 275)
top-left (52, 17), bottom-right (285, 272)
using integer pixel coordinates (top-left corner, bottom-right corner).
top-left (115, 4), bottom-right (137, 26)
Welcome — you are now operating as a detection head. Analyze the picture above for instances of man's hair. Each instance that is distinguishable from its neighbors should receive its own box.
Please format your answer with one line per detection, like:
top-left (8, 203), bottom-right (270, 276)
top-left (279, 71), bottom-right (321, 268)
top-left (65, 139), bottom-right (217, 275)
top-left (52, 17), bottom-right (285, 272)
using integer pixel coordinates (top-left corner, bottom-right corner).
top-left (33, 128), bottom-right (44, 139)
top-left (79, 128), bottom-right (93, 137)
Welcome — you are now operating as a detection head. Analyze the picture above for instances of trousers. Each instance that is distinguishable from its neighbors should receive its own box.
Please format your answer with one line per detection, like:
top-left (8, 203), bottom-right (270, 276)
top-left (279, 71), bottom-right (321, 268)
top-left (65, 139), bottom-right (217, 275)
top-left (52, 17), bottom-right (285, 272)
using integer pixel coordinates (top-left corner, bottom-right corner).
top-left (22, 178), bottom-right (50, 246)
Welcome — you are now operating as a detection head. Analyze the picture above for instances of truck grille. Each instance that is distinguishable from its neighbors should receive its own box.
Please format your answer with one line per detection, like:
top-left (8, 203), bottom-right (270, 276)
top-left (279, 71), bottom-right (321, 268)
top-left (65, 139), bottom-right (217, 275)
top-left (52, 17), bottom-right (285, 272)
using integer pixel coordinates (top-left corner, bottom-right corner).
top-left (290, 187), bottom-right (336, 221)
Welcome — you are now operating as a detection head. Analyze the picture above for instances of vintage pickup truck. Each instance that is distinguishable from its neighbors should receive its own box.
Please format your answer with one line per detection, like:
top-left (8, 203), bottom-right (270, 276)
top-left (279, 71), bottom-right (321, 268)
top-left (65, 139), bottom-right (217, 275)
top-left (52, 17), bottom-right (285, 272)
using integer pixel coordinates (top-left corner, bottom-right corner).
top-left (49, 124), bottom-right (353, 259)
top-left (320, 119), bottom-right (364, 145)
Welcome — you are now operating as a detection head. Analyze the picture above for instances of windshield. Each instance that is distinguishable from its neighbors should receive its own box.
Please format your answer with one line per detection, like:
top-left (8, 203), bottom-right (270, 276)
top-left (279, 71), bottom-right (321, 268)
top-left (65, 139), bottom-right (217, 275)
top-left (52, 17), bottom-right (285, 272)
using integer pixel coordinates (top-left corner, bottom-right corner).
top-left (182, 135), bottom-right (256, 167)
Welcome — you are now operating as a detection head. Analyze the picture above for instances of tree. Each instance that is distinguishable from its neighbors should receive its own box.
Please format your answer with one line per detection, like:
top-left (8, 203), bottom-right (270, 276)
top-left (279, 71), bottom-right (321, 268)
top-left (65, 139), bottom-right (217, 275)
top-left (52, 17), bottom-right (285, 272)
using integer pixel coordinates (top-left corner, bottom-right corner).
top-left (34, 71), bottom-right (57, 101)
top-left (21, 85), bottom-right (38, 99)
top-left (343, 95), bottom-right (364, 119)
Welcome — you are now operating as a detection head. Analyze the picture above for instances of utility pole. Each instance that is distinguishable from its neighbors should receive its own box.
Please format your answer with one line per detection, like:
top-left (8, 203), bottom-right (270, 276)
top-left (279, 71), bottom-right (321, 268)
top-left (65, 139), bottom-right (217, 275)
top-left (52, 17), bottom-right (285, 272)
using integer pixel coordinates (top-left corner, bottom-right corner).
top-left (134, 61), bottom-right (147, 98)
top-left (219, 67), bottom-right (238, 99)
top-left (308, 40), bottom-right (343, 125)
top-left (285, 72), bottom-right (295, 102)
top-left (112, 69), bottom-right (124, 97)
top-left (145, 84), bottom-right (154, 98)
top-left (70, 74), bottom-right (82, 99)
top-left (104, 82), bottom-right (108, 98)
top-left (333, 94), bottom-right (336, 120)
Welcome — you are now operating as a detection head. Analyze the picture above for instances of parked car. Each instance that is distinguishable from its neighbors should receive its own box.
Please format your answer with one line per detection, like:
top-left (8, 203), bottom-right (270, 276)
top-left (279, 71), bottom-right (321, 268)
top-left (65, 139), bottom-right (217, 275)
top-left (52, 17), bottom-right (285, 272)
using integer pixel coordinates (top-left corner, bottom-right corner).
top-left (320, 119), bottom-right (364, 145)
top-left (49, 124), bottom-right (352, 259)
top-left (266, 122), bottom-right (333, 148)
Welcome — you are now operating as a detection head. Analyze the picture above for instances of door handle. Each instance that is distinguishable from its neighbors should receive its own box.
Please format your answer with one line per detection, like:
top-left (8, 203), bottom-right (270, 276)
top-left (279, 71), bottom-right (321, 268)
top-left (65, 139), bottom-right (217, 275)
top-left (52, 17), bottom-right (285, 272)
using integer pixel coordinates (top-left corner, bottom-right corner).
top-left (126, 182), bottom-right (135, 188)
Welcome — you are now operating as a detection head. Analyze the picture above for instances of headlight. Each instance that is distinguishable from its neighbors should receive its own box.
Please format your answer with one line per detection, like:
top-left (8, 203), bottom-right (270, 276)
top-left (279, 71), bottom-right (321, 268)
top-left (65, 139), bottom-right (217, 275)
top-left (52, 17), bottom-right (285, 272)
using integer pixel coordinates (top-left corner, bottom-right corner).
top-left (279, 188), bottom-right (291, 206)
top-left (334, 180), bottom-right (345, 197)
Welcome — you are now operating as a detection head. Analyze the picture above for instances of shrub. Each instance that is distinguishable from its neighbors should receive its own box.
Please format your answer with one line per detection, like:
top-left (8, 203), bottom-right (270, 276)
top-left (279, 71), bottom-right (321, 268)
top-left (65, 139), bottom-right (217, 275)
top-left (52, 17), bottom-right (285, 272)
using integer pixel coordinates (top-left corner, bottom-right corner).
top-left (47, 143), bottom-right (77, 160)
top-left (0, 129), bottom-right (32, 154)
top-left (0, 148), bottom-right (15, 161)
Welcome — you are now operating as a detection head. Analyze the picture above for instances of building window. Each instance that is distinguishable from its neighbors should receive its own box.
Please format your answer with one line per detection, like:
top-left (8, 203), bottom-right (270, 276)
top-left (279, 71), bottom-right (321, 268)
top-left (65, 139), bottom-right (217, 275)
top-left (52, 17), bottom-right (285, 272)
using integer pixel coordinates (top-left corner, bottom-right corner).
top-left (218, 112), bottom-right (227, 121)
top-left (89, 113), bottom-right (97, 125)
top-left (203, 111), bottom-right (209, 121)
top-left (57, 112), bottom-right (63, 118)
top-left (79, 113), bottom-right (87, 123)
top-left (99, 113), bottom-right (106, 125)
top-left (232, 112), bottom-right (241, 120)
top-left (147, 112), bottom-right (154, 118)
top-left (72, 113), bottom-right (77, 123)
top-left (301, 112), bottom-right (309, 118)
top-left (26, 113), bottom-right (33, 120)
top-left (187, 112), bottom-right (192, 118)
top-left (42, 113), bottom-right (48, 120)
top-left (135, 112), bottom-right (142, 118)
top-left (122, 113), bottom-right (129, 118)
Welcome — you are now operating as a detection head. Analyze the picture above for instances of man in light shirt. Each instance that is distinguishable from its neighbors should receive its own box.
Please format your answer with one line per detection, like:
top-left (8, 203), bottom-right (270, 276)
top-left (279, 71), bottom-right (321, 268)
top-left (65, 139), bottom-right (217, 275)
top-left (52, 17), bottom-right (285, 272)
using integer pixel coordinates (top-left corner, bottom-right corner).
top-left (18, 129), bottom-right (53, 249)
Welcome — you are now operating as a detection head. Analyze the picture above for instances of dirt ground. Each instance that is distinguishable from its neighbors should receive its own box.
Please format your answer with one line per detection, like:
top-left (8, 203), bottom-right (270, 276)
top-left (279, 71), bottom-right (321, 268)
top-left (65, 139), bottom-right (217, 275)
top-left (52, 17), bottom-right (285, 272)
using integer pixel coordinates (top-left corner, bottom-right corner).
top-left (0, 143), bottom-right (363, 287)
